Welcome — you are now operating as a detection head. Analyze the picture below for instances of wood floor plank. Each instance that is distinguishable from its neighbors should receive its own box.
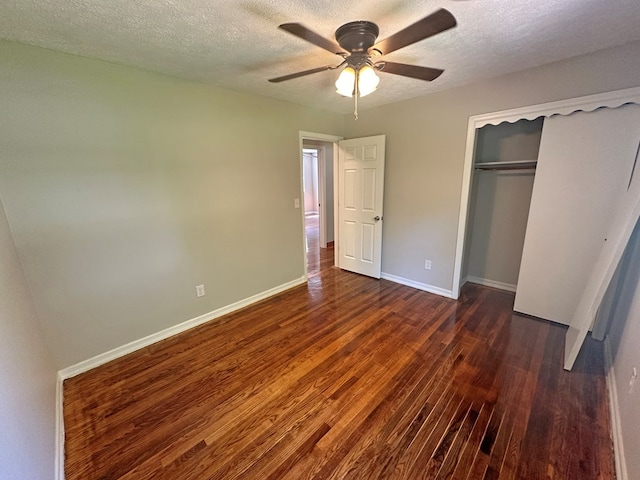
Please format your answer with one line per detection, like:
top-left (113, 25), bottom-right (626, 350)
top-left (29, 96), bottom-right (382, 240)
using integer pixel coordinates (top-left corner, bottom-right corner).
top-left (434, 402), bottom-right (480, 479)
top-left (449, 403), bottom-right (493, 480)
top-left (63, 218), bottom-right (616, 479)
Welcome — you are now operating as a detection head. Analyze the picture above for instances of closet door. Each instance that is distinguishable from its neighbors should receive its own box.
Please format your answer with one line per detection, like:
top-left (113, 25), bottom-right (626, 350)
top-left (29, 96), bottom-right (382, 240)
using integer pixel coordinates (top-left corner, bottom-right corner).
top-left (514, 104), bottom-right (640, 325)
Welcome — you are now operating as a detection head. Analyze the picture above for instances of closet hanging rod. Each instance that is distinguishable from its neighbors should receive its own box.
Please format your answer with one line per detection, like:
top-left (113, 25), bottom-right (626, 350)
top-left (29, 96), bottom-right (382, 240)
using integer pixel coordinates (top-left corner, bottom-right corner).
top-left (475, 160), bottom-right (537, 171)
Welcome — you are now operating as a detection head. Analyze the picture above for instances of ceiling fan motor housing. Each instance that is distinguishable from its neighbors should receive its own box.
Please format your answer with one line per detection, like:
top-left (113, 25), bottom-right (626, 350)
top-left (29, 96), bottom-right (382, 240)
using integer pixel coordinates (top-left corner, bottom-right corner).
top-left (335, 21), bottom-right (379, 53)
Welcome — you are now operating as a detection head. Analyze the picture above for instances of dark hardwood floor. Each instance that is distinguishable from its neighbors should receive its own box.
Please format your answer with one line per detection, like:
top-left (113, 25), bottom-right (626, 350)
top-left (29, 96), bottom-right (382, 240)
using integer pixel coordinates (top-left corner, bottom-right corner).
top-left (63, 216), bottom-right (615, 479)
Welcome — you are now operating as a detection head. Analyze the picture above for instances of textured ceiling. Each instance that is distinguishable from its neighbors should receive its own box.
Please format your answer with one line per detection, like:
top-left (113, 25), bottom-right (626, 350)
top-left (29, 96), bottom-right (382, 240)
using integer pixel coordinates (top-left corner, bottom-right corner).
top-left (1, 0), bottom-right (639, 114)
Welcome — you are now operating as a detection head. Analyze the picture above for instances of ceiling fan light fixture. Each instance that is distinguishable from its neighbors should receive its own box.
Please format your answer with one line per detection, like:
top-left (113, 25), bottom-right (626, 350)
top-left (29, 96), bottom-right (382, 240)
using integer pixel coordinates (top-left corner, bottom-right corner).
top-left (335, 66), bottom-right (356, 97)
top-left (357, 65), bottom-right (380, 97)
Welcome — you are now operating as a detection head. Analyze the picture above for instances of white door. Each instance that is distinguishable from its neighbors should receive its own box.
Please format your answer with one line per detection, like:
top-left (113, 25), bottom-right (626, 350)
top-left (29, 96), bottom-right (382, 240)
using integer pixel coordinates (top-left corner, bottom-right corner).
top-left (338, 135), bottom-right (386, 278)
top-left (563, 105), bottom-right (640, 370)
top-left (515, 105), bottom-right (640, 325)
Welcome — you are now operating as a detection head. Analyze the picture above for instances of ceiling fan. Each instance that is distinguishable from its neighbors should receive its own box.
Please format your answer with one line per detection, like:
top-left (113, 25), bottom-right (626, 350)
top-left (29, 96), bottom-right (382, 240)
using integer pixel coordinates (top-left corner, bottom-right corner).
top-left (268, 8), bottom-right (457, 118)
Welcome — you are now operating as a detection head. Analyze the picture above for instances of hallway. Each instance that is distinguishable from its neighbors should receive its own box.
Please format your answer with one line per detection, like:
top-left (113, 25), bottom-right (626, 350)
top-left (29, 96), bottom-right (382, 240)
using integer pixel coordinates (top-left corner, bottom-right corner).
top-left (305, 214), bottom-right (333, 278)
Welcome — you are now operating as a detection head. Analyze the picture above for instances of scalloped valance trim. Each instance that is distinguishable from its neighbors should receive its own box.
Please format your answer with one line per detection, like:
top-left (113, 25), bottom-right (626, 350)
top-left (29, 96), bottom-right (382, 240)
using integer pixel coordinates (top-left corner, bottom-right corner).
top-left (473, 86), bottom-right (640, 128)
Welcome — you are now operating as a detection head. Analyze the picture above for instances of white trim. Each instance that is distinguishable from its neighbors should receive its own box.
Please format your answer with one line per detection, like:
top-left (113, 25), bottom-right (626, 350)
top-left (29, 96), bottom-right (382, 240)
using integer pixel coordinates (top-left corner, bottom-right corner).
top-left (452, 119), bottom-right (478, 299)
top-left (299, 131), bottom-right (344, 143)
top-left (333, 142), bottom-right (340, 268)
top-left (381, 272), bottom-right (454, 299)
top-left (465, 275), bottom-right (517, 292)
top-left (475, 86), bottom-right (640, 128)
top-left (604, 336), bottom-right (628, 480)
top-left (55, 371), bottom-right (64, 480)
top-left (58, 276), bottom-right (306, 380)
top-left (452, 86), bottom-right (640, 300)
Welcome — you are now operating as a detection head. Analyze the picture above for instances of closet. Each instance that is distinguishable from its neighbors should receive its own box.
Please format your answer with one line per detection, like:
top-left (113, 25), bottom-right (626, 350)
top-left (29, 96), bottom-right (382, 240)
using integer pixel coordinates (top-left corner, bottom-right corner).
top-left (462, 118), bottom-right (543, 292)
top-left (453, 86), bottom-right (640, 370)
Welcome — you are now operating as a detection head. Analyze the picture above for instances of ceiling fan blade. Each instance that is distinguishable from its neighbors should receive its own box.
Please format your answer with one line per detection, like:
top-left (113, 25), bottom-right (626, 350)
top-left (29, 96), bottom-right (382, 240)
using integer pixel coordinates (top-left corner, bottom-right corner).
top-left (279, 23), bottom-right (345, 55)
top-left (268, 65), bottom-right (335, 83)
top-left (376, 62), bottom-right (444, 81)
top-left (371, 8), bottom-right (456, 55)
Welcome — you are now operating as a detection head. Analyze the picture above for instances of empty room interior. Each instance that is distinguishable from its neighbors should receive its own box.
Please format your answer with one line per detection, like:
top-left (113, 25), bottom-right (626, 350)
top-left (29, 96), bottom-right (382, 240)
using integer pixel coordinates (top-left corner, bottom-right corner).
top-left (2, 1), bottom-right (640, 479)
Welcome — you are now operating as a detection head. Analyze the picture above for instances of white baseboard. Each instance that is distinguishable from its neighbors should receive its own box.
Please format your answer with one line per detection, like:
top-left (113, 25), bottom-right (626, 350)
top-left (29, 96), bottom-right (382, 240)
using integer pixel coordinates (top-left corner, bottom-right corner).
top-left (55, 371), bottom-right (64, 480)
top-left (604, 337), bottom-right (628, 480)
top-left (55, 276), bottom-right (307, 479)
top-left (381, 272), bottom-right (454, 299)
top-left (58, 276), bottom-right (307, 380)
top-left (464, 275), bottom-right (517, 292)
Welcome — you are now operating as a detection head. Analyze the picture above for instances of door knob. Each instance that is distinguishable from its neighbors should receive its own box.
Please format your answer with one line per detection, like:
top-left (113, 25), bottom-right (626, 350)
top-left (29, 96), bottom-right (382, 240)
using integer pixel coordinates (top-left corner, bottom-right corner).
top-left (374, 216), bottom-right (381, 222)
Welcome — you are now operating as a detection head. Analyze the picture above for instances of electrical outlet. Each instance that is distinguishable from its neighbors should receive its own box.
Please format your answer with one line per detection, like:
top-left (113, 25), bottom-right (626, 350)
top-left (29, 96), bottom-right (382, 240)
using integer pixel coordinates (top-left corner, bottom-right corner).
top-left (294, 198), bottom-right (300, 208)
top-left (196, 284), bottom-right (205, 298)
top-left (424, 260), bottom-right (432, 270)
top-left (630, 366), bottom-right (638, 394)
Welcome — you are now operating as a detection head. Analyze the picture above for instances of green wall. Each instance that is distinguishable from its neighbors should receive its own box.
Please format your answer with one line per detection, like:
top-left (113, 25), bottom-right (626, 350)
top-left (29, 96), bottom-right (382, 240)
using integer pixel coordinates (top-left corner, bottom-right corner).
top-left (0, 40), bottom-right (343, 368)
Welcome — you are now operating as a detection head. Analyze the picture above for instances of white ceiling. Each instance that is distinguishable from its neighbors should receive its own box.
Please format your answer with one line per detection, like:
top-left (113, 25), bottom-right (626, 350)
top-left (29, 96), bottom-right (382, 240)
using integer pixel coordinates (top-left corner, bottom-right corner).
top-left (1, 0), bottom-right (639, 114)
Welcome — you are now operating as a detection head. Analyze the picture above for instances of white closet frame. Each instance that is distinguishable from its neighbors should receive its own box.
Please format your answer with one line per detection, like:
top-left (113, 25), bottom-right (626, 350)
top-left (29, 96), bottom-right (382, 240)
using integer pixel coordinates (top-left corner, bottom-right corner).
top-left (453, 86), bottom-right (640, 299)
top-left (453, 85), bottom-right (640, 371)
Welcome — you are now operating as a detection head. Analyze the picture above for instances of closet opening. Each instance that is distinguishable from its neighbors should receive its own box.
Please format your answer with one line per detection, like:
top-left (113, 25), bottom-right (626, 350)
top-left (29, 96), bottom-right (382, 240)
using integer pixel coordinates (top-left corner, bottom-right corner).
top-left (461, 117), bottom-right (544, 293)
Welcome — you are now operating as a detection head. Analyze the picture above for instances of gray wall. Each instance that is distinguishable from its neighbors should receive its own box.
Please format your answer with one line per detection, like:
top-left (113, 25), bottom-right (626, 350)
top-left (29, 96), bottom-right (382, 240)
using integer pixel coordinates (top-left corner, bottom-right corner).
top-left (343, 40), bottom-right (640, 293)
top-left (602, 220), bottom-right (640, 479)
top-left (0, 40), bottom-right (343, 368)
top-left (474, 118), bottom-right (544, 164)
top-left (0, 196), bottom-right (56, 479)
top-left (464, 171), bottom-right (535, 287)
top-left (463, 119), bottom-right (542, 288)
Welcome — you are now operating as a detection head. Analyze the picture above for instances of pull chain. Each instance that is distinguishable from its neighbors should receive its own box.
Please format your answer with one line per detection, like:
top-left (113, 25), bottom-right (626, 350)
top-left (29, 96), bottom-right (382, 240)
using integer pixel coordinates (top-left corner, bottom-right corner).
top-left (354, 69), bottom-right (359, 120)
top-left (354, 94), bottom-right (358, 120)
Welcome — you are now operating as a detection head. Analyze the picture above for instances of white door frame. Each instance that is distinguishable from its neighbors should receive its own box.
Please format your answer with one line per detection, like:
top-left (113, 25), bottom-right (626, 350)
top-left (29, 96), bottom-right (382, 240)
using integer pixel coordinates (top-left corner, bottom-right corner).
top-left (299, 131), bottom-right (343, 279)
top-left (452, 86), bottom-right (640, 299)
top-left (317, 145), bottom-right (327, 248)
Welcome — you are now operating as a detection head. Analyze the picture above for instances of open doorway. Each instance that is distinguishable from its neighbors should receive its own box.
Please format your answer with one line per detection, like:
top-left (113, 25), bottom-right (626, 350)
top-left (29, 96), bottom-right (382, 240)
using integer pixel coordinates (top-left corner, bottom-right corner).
top-left (299, 131), bottom-right (387, 279)
top-left (302, 147), bottom-right (320, 275)
top-left (300, 133), bottom-right (341, 277)
top-left (302, 147), bottom-right (319, 220)
top-left (302, 141), bottom-right (334, 276)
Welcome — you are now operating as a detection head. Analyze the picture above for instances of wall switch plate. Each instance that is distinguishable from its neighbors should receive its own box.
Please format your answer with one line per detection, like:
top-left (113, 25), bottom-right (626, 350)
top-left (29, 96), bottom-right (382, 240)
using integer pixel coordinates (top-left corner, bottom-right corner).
top-left (424, 260), bottom-right (432, 270)
top-left (294, 198), bottom-right (300, 208)
top-left (196, 285), bottom-right (205, 298)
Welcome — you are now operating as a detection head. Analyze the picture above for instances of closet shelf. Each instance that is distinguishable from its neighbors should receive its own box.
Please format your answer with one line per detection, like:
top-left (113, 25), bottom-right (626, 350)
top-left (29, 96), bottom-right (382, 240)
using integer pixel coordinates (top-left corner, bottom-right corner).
top-left (475, 160), bottom-right (537, 171)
